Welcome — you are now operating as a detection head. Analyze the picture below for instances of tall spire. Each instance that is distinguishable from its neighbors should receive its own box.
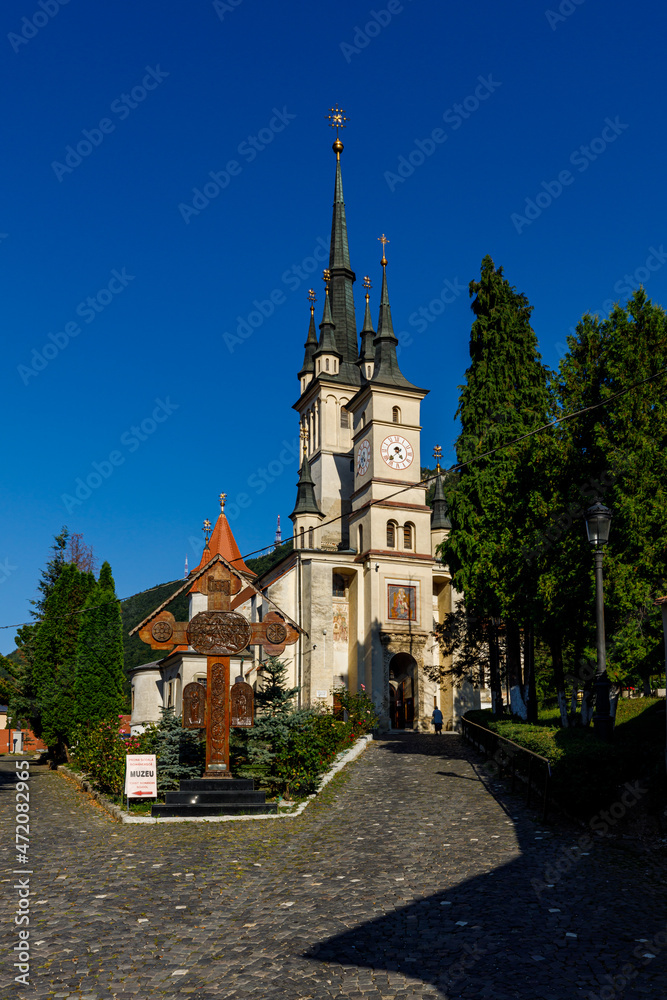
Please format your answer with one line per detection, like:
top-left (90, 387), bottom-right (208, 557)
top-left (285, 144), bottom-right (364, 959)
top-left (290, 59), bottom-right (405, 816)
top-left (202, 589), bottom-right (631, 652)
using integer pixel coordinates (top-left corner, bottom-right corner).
top-left (314, 273), bottom-right (342, 361)
top-left (357, 275), bottom-right (376, 380)
top-left (274, 515), bottom-right (282, 550)
top-left (325, 105), bottom-right (359, 384)
top-left (371, 236), bottom-right (421, 391)
top-left (298, 289), bottom-right (318, 381)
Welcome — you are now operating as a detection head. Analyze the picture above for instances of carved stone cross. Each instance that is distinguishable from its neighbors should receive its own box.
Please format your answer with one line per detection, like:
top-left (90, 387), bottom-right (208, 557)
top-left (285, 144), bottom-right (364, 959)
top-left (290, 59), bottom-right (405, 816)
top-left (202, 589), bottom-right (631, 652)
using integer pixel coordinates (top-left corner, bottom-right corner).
top-left (135, 557), bottom-right (299, 778)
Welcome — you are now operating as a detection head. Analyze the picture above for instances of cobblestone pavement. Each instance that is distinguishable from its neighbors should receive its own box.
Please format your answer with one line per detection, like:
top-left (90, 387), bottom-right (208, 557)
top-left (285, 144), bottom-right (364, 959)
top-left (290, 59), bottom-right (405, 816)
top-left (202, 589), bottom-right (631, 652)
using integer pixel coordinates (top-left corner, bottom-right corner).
top-left (2, 735), bottom-right (667, 1000)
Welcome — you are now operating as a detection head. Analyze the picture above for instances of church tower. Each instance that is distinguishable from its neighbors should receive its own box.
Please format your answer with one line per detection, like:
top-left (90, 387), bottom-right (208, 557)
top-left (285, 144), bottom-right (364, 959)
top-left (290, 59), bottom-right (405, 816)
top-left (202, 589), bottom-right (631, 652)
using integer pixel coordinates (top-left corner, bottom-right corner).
top-left (293, 113), bottom-right (359, 550)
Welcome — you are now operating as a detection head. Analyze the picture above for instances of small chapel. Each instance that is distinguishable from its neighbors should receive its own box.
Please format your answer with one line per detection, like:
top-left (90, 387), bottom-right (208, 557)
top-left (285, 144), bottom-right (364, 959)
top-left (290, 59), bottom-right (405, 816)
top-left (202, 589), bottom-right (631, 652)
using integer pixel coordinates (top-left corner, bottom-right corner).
top-left (129, 114), bottom-right (480, 734)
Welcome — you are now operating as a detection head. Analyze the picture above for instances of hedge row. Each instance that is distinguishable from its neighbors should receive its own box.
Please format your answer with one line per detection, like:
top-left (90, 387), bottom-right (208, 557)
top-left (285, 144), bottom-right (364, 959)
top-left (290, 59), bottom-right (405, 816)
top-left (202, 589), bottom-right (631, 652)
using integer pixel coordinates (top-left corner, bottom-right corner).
top-left (464, 702), bottom-right (666, 819)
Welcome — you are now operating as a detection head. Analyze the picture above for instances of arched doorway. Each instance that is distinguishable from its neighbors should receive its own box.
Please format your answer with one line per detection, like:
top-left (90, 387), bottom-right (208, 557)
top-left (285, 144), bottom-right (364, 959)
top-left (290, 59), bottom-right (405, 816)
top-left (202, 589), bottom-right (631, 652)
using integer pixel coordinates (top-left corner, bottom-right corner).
top-left (388, 652), bottom-right (417, 730)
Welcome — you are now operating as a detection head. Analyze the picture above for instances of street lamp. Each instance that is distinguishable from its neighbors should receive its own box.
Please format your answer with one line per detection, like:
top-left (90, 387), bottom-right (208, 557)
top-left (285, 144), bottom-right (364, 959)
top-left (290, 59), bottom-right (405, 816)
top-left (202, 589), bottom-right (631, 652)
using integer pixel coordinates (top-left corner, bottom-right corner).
top-left (585, 500), bottom-right (613, 742)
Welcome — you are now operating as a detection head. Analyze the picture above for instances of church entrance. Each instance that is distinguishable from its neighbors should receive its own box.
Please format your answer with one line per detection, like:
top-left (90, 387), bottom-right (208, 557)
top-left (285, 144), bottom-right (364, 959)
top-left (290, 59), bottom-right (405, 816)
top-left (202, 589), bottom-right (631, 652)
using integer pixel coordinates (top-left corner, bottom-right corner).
top-left (389, 652), bottom-right (416, 730)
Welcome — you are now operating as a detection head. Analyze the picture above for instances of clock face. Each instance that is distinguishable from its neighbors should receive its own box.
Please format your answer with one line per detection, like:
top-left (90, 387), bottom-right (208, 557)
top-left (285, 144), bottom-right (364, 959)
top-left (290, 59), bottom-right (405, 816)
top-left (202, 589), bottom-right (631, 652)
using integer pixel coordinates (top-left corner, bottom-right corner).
top-left (357, 439), bottom-right (371, 477)
top-left (380, 434), bottom-right (414, 471)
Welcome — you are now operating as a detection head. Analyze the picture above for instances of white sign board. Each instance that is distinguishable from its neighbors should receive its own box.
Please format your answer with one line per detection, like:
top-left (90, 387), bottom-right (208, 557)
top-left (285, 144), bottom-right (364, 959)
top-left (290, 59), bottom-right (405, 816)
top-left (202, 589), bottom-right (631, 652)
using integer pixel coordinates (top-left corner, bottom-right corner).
top-left (125, 754), bottom-right (157, 798)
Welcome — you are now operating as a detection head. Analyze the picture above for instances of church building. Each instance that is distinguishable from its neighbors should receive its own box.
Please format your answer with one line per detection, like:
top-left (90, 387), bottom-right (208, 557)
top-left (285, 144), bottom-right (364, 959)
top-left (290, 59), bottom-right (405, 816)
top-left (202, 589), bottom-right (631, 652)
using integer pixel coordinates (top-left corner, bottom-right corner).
top-left (129, 120), bottom-right (479, 734)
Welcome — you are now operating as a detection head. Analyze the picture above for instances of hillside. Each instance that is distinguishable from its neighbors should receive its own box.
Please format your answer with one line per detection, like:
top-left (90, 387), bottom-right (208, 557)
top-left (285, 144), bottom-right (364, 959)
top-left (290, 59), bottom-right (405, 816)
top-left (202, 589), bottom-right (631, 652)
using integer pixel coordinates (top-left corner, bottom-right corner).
top-left (121, 579), bottom-right (190, 673)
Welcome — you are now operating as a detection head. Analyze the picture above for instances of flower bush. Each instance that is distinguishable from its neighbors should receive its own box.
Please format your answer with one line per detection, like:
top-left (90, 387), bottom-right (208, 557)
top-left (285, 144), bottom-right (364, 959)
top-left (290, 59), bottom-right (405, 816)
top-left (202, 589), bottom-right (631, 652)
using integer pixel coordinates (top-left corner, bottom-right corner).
top-left (70, 721), bottom-right (148, 797)
top-left (331, 684), bottom-right (379, 733)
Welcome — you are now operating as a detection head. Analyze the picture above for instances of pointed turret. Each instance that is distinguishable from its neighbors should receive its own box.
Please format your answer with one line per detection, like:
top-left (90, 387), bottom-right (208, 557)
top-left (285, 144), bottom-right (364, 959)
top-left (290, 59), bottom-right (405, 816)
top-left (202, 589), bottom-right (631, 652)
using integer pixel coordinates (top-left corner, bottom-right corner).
top-left (371, 238), bottom-right (422, 391)
top-left (431, 471), bottom-right (451, 531)
top-left (290, 450), bottom-right (322, 518)
top-left (430, 447), bottom-right (451, 559)
top-left (190, 493), bottom-right (255, 592)
top-left (313, 284), bottom-right (342, 377)
top-left (298, 290), bottom-right (318, 392)
top-left (357, 275), bottom-right (376, 381)
top-left (325, 108), bottom-right (360, 385)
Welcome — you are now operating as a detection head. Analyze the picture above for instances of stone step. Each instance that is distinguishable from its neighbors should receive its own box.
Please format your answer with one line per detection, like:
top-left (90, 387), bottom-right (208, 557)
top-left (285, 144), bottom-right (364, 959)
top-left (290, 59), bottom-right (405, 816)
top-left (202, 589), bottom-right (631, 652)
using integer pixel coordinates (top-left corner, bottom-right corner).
top-left (151, 801), bottom-right (277, 817)
top-left (165, 790), bottom-right (268, 805)
top-left (178, 778), bottom-right (255, 792)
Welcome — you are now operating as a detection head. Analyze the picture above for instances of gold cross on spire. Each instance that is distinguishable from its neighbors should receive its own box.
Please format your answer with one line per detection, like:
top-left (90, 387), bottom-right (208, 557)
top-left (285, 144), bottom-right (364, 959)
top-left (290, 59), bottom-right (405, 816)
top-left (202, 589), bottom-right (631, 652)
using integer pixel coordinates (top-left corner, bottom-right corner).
top-left (308, 288), bottom-right (316, 306)
top-left (326, 105), bottom-right (348, 158)
top-left (433, 445), bottom-right (442, 472)
top-left (322, 268), bottom-right (331, 287)
top-left (326, 105), bottom-right (348, 133)
top-left (363, 275), bottom-right (372, 290)
top-left (378, 233), bottom-right (389, 265)
top-left (219, 492), bottom-right (227, 513)
top-left (203, 518), bottom-right (212, 544)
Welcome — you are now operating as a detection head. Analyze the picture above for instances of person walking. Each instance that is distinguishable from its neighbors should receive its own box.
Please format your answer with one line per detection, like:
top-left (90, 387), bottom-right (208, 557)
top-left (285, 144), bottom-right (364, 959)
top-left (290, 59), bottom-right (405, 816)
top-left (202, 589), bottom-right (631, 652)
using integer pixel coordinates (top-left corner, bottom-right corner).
top-left (431, 706), bottom-right (443, 734)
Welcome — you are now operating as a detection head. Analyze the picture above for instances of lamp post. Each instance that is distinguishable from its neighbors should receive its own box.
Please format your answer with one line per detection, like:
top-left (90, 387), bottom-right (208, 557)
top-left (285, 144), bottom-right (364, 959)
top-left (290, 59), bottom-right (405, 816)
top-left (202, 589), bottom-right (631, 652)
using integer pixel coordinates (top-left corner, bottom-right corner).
top-left (585, 500), bottom-right (613, 742)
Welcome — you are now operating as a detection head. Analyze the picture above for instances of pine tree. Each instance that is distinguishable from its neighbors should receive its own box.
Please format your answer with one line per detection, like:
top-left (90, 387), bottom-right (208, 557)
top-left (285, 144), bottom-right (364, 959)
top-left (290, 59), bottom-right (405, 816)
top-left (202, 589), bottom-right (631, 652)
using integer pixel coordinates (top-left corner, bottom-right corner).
top-left (444, 256), bottom-right (553, 716)
top-left (231, 656), bottom-right (310, 793)
top-left (30, 526), bottom-right (69, 619)
top-left (33, 563), bottom-right (95, 758)
top-left (75, 561), bottom-right (127, 726)
top-left (141, 708), bottom-right (204, 794)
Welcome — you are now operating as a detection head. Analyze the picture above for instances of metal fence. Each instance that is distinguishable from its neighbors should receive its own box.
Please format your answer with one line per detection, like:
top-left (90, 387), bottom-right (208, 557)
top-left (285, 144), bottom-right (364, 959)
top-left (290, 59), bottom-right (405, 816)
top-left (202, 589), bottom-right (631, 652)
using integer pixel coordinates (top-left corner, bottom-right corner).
top-left (460, 717), bottom-right (552, 821)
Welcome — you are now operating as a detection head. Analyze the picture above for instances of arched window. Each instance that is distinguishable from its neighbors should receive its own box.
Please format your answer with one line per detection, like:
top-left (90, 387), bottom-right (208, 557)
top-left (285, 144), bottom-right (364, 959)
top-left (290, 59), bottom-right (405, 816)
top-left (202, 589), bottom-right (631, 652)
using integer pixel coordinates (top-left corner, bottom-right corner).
top-left (403, 523), bottom-right (414, 549)
top-left (387, 522), bottom-right (396, 548)
top-left (299, 527), bottom-right (305, 549)
top-left (340, 407), bottom-right (349, 428)
top-left (358, 525), bottom-right (363, 553)
top-left (392, 406), bottom-right (401, 424)
top-left (308, 526), bottom-right (314, 548)
top-left (361, 412), bottom-right (366, 427)
top-left (367, 365), bottom-right (372, 378)
top-left (326, 358), bottom-right (330, 371)
top-left (317, 361), bottom-right (321, 373)
top-left (332, 573), bottom-right (346, 597)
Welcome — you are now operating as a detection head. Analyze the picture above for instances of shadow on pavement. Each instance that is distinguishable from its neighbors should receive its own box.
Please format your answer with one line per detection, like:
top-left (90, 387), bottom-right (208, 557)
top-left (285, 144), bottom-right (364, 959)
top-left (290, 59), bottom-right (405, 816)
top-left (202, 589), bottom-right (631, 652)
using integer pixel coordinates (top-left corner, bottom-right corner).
top-left (305, 733), bottom-right (667, 1000)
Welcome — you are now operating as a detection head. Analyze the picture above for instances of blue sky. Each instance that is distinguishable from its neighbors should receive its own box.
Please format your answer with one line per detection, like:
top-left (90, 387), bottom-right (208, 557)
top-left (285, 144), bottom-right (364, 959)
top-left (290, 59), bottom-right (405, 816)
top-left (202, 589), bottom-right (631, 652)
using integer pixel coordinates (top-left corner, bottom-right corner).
top-left (2, 0), bottom-right (666, 650)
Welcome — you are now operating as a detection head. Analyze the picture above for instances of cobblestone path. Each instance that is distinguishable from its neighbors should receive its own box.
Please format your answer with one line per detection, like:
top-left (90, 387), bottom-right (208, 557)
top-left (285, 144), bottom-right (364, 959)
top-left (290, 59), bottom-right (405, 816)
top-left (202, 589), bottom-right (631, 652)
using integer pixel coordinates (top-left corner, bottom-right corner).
top-left (2, 735), bottom-right (666, 1000)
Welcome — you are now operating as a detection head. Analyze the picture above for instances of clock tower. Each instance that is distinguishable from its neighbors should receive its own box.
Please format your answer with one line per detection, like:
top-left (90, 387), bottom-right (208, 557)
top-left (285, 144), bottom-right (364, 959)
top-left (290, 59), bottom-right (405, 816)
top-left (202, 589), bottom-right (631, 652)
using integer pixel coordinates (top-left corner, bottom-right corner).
top-left (347, 241), bottom-right (430, 563)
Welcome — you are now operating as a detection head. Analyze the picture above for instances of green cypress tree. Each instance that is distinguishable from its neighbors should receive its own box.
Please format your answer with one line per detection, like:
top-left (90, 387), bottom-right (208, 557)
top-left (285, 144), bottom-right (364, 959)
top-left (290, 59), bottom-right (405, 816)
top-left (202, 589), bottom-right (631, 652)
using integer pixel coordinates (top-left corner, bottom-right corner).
top-left (75, 561), bottom-right (127, 725)
top-left (33, 563), bottom-right (95, 759)
top-left (443, 256), bottom-right (553, 717)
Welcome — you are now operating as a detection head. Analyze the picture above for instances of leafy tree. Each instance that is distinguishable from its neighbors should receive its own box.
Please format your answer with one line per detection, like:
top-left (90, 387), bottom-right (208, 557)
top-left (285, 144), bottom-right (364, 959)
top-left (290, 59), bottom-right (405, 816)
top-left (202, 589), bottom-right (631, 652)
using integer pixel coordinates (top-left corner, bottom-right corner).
top-left (33, 563), bottom-right (95, 758)
top-left (75, 562), bottom-right (127, 725)
top-left (7, 625), bottom-right (40, 732)
top-left (443, 256), bottom-right (553, 717)
top-left (0, 653), bottom-right (20, 704)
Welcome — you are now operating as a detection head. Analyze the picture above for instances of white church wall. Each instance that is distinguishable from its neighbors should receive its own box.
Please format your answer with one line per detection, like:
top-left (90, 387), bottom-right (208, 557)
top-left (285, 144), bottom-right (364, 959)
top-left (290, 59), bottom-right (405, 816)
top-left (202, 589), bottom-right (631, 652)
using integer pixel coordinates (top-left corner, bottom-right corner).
top-left (131, 666), bottom-right (163, 728)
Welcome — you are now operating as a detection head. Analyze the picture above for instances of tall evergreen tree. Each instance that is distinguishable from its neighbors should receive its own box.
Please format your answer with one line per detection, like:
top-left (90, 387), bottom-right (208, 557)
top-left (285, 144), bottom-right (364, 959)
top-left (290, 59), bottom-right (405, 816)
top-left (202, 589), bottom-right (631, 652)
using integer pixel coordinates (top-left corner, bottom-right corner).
top-left (30, 526), bottom-right (69, 618)
top-left (75, 561), bottom-right (127, 725)
top-left (443, 256), bottom-right (553, 716)
top-left (33, 563), bottom-right (95, 758)
top-left (552, 292), bottom-right (667, 700)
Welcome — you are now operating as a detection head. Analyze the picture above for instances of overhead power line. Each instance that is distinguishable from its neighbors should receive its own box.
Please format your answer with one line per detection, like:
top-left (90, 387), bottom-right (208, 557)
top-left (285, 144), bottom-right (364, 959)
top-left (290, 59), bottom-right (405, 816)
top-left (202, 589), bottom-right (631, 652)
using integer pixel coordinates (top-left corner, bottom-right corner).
top-left (3, 362), bottom-right (667, 633)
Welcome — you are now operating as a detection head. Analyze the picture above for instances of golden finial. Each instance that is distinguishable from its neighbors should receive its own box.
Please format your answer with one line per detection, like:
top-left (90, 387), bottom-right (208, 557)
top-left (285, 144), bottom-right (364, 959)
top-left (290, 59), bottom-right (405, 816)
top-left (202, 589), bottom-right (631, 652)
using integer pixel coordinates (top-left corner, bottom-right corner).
top-left (363, 275), bottom-right (372, 301)
top-left (308, 288), bottom-right (316, 305)
top-left (433, 445), bottom-right (442, 473)
top-left (322, 268), bottom-right (331, 287)
top-left (300, 424), bottom-right (309, 459)
top-left (326, 105), bottom-right (348, 158)
top-left (219, 492), bottom-right (227, 513)
top-left (202, 518), bottom-right (212, 544)
top-left (378, 234), bottom-right (389, 266)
